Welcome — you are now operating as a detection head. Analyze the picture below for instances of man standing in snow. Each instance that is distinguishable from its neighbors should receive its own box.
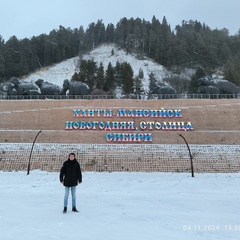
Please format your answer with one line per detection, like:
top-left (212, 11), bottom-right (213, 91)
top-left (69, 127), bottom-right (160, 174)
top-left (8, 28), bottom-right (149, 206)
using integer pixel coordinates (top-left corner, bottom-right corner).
top-left (60, 153), bottom-right (82, 214)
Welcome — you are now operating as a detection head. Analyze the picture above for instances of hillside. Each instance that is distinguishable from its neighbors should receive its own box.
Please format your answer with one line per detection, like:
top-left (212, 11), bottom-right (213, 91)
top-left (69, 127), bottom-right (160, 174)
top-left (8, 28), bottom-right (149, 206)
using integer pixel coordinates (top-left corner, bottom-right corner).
top-left (21, 43), bottom-right (195, 93)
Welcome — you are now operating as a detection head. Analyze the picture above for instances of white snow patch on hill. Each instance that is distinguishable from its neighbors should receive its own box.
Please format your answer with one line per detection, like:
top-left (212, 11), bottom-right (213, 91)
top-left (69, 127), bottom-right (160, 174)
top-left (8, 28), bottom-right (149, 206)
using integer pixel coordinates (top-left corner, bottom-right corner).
top-left (21, 57), bottom-right (80, 87)
top-left (21, 43), bottom-right (173, 93)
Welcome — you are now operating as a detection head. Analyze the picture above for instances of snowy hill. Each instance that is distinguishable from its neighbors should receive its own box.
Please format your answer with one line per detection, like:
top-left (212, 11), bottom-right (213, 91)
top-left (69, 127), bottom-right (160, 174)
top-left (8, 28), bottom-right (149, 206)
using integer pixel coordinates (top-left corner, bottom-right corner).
top-left (83, 44), bottom-right (171, 92)
top-left (21, 43), bottom-right (190, 93)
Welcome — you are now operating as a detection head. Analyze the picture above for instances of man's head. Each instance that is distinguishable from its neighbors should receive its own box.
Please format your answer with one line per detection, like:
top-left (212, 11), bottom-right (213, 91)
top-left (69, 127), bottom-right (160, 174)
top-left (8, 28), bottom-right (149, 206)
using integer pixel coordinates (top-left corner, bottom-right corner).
top-left (69, 153), bottom-right (75, 160)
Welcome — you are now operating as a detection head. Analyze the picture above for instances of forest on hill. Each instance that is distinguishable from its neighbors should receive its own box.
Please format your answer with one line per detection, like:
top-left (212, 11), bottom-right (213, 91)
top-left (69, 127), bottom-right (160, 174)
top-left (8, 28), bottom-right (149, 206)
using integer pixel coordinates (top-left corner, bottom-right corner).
top-left (0, 16), bottom-right (240, 88)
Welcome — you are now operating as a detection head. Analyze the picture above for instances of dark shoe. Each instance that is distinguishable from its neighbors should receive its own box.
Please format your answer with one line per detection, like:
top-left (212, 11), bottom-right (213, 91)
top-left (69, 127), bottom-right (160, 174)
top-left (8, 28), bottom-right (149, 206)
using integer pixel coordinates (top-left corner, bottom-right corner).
top-left (63, 207), bottom-right (67, 214)
top-left (72, 207), bottom-right (78, 212)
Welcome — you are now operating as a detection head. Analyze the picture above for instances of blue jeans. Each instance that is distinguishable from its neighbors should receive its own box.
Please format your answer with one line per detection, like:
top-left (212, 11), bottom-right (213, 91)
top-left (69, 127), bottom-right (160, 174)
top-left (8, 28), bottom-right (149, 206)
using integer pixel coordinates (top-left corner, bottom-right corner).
top-left (64, 186), bottom-right (76, 208)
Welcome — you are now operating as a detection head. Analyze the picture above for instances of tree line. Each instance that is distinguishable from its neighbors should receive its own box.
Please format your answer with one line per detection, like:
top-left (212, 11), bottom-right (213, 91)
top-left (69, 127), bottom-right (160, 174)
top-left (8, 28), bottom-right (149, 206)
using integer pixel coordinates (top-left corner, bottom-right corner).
top-left (71, 59), bottom-right (145, 96)
top-left (1, 16), bottom-right (240, 88)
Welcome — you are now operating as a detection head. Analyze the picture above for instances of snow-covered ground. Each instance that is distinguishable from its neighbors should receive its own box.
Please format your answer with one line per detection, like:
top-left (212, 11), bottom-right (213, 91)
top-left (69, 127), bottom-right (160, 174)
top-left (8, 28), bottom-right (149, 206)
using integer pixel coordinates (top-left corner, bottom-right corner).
top-left (1, 170), bottom-right (239, 240)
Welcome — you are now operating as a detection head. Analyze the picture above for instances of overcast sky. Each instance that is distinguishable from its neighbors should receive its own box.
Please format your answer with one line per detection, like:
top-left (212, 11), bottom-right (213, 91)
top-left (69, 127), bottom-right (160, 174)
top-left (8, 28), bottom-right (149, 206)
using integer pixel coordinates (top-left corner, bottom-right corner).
top-left (1, 0), bottom-right (239, 41)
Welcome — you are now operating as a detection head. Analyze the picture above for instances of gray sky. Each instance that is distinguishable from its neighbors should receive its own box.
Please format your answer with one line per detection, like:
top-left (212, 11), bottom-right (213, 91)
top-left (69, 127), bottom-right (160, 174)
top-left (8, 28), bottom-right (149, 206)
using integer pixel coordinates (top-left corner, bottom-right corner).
top-left (1, 0), bottom-right (240, 41)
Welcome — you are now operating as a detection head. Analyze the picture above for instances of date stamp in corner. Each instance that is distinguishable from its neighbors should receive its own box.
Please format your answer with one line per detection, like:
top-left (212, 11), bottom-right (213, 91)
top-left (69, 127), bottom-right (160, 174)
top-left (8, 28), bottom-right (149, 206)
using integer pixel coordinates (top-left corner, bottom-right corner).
top-left (182, 224), bottom-right (221, 231)
top-left (182, 224), bottom-right (240, 231)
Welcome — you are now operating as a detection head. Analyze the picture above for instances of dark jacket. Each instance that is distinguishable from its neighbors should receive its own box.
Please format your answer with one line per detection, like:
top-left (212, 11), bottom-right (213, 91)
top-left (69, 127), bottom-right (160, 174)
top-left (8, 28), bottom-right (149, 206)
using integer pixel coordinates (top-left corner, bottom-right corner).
top-left (60, 159), bottom-right (82, 187)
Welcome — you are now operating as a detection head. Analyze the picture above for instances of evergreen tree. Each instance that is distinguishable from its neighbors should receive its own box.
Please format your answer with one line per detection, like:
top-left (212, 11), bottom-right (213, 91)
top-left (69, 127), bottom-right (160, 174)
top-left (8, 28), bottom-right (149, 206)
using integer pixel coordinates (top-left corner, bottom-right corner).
top-left (105, 23), bottom-right (115, 42)
top-left (4, 36), bottom-right (22, 77)
top-left (68, 28), bottom-right (81, 57)
top-left (31, 34), bottom-right (48, 67)
top-left (94, 20), bottom-right (106, 45)
top-left (224, 59), bottom-right (240, 85)
top-left (78, 26), bottom-right (86, 54)
top-left (133, 68), bottom-right (144, 96)
top-left (46, 30), bottom-right (59, 64)
top-left (78, 60), bottom-right (88, 82)
top-left (149, 16), bottom-right (161, 61)
top-left (57, 25), bottom-right (71, 60)
top-left (114, 61), bottom-right (122, 86)
top-left (188, 67), bottom-right (206, 93)
top-left (132, 18), bottom-right (143, 50)
top-left (85, 23), bottom-right (95, 50)
top-left (86, 59), bottom-right (97, 90)
top-left (140, 19), bottom-right (148, 54)
top-left (159, 16), bottom-right (173, 66)
top-left (71, 72), bottom-right (80, 81)
top-left (103, 62), bottom-right (115, 92)
top-left (115, 17), bottom-right (128, 47)
top-left (134, 76), bottom-right (144, 96)
top-left (96, 62), bottom-right (105, 89)
top-left (17, 38), bottom-right (33, 75)
top-left (78, 59), bottom-right (97, 90)
top-left (148, 72), bottom-right (158, 94)
top-left (138, 67), bottom-right (144, 79)
top-left (120, 62), bottom-right (134, 94)
top-left (0, 36), bottom-right (5, 80)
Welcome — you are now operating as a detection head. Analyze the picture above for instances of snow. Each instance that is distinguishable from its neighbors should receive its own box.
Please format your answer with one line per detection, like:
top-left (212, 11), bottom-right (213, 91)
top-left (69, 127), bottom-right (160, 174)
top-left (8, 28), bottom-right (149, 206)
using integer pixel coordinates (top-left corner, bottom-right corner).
top-left (84, 44), bottom-right (171, 91)
top-left (19, 43), bottom-right (225, 96)
top-left (21, 43), bottom-right (175, 93)
top-left (21, 57), bottom-right (80, 88)
top-left (4, 44), bottom-right (237, 239)
top-left (1, 170), bottom-right (240, 240)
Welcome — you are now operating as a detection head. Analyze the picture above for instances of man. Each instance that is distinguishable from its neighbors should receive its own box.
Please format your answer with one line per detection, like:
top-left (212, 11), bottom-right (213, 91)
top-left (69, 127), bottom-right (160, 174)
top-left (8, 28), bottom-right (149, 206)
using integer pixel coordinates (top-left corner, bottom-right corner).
top-left (60, 153), bottom-right (82, 213)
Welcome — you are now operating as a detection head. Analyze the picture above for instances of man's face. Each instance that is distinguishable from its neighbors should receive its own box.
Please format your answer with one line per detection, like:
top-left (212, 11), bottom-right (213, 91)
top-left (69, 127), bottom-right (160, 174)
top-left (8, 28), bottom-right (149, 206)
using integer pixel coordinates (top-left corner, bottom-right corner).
top-left (69, 154), bottom-right (75, 160)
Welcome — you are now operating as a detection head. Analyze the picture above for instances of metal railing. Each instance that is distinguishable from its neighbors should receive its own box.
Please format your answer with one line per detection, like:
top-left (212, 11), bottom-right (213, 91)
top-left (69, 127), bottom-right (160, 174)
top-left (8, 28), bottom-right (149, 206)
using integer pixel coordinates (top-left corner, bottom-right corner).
top-left (0, 93), bottom-right (240, 100)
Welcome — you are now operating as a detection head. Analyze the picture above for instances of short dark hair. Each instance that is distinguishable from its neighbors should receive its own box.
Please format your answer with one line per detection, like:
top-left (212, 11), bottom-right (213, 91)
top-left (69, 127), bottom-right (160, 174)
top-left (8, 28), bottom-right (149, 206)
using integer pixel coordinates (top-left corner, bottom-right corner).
top-left (69, 153), bottom-right (75, 157)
